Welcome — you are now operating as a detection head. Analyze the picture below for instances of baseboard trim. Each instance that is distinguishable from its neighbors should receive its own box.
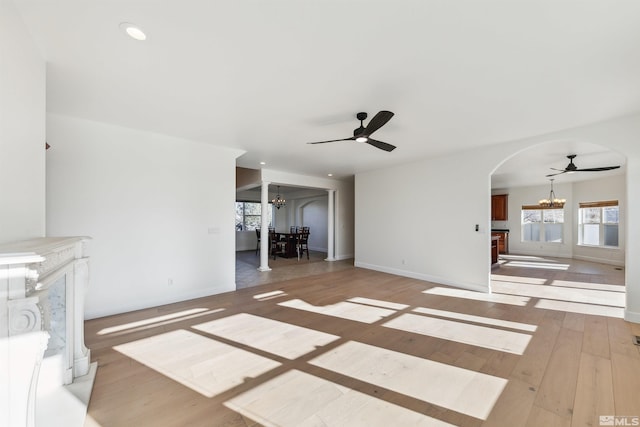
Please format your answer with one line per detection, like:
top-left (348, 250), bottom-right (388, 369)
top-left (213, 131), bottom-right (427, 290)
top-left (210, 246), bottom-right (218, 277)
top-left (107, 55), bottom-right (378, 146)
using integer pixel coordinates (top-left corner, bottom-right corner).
top-left (85, 285), bottom-right (235, 320)
top-left (573, 254), bottom-right (625, 267)
top-left (354, 261), bottom-right (489, 293)
top-left (624, 309), bottom-right (640, 324)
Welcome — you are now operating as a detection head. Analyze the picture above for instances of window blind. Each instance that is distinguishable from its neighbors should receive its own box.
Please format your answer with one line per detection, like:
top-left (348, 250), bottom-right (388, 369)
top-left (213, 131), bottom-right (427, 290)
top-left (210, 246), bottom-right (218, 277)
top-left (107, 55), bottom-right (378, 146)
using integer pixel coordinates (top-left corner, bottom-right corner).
top-left (578, 200), bottom-right (618, 208)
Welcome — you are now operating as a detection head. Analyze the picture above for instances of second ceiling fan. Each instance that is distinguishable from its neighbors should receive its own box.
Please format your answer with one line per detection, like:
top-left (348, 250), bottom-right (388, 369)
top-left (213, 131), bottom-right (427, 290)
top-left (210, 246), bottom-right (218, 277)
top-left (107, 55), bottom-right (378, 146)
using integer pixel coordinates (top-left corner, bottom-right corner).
top-left (307, 111), bottom-right (396, 152)
top-left (546, 154), bottom-right (620, 177)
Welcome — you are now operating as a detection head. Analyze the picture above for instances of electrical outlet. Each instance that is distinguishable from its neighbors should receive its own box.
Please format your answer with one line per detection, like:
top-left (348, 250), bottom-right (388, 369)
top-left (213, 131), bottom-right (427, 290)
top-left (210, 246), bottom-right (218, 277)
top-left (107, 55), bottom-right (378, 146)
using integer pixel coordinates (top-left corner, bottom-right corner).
top-left (168, 278), bottom-right (174, 286)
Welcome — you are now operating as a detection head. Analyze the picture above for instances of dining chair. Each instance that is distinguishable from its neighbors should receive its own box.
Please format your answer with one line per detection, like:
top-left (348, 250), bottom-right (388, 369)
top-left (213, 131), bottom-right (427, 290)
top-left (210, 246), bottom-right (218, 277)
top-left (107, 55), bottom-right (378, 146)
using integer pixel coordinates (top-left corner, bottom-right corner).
top-left (255, 228), bottom-right (261, 255)
top-left (269, 231), bottom-right (285, 260)
top-left (297, 228), bottom-right (310, 260)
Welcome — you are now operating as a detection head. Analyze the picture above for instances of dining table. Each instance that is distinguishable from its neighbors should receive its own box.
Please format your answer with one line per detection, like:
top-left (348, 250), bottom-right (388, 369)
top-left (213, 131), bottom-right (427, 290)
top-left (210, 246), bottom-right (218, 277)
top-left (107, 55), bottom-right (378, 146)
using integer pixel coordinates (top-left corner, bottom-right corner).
top-left (275, 232), bottom-right (301, 258)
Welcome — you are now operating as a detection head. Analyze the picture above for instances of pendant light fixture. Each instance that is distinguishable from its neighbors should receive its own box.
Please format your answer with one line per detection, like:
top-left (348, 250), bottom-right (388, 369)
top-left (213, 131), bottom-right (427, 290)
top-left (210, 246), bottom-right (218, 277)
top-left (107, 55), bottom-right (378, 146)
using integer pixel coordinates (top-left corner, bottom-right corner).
top-left (539, 178), bottom-right (566, 208)
top-left (271, 186), bottom-right (286, 209)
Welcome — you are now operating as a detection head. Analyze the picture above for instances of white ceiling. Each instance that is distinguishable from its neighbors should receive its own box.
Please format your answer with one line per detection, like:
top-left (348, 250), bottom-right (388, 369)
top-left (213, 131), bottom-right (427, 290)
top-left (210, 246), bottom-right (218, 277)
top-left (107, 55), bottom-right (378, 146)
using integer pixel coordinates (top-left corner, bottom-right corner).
top-left (13, 0), bottom-right (640, 185)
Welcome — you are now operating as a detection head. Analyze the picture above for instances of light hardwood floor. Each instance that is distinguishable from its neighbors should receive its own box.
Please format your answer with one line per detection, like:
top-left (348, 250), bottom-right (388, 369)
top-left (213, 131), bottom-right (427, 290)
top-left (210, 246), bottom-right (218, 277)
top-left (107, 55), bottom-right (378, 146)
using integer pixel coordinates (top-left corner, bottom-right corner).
top-left (84, 256), bottom-right (640, 427)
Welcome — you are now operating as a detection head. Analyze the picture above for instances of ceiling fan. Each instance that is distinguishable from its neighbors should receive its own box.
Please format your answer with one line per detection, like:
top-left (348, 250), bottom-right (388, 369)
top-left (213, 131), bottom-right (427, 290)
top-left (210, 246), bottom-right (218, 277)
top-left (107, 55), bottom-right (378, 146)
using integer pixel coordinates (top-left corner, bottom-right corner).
top-left (546, 154), bottom-right (620, 177)
top-left (307, 111), bottom-right (396, 152)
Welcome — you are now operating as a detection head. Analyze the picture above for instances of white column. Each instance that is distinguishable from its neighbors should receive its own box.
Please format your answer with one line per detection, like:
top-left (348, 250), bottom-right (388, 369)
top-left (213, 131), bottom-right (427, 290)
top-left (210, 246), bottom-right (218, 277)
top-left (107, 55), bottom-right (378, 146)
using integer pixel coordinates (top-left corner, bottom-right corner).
top-left (72, 256), bottom-right (91, 378)
top-left (326, 189), bottom-right (336, 261)
top-left (258, 181), bottom-right (272, 271)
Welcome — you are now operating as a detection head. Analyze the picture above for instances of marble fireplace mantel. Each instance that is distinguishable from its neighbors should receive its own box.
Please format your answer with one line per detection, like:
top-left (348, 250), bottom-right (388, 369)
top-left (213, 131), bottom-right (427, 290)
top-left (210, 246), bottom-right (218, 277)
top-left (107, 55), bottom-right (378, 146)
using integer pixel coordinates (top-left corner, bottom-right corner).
top-left (1, 237), bottom-right (94, 427)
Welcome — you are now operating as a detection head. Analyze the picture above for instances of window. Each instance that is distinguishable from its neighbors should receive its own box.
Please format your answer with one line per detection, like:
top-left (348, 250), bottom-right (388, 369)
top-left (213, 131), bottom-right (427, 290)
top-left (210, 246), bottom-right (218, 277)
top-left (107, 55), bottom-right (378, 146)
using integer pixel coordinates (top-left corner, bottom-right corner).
top-left (235, 201), bottom-right (273, 231)
top-left (578, 200), bottom-right (619, 247)
top-left (521, 206), bottom-right (564, 243)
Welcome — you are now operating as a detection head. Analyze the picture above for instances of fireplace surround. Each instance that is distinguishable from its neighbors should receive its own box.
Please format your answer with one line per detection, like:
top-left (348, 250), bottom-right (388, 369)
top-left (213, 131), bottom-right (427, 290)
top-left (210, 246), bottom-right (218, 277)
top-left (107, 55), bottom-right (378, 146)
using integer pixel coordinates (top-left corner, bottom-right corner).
top-left (1, 237), bottom-right (94, 427)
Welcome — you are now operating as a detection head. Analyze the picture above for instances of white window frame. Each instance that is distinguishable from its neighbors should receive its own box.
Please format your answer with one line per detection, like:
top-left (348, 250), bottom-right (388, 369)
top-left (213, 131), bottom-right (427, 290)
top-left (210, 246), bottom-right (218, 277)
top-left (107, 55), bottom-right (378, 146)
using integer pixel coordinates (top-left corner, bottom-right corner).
top-left (521, 206), bottom-right (565, 243)
top-left (235, 201), bottom-right (274, 231)
top-left (577, 200), bottom-right (619, 248)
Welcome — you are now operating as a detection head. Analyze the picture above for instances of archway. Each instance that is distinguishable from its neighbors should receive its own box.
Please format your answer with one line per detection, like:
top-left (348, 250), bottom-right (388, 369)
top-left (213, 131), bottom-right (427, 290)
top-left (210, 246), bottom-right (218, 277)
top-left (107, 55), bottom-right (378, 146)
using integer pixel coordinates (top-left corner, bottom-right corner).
top-left (489, 139), bottom-right (627, 315)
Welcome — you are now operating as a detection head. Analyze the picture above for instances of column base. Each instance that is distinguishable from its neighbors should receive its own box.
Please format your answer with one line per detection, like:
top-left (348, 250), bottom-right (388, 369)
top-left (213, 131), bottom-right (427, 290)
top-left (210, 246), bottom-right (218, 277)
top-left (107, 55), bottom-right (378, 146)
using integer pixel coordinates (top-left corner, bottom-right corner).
top-left (257, 266), bottom-right (272, 272)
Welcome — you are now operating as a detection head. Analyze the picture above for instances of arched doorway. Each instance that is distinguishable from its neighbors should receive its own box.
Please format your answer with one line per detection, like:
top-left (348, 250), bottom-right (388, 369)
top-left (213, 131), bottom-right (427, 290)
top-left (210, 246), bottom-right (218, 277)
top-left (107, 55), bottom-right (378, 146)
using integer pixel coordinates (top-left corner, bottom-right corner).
top-left (489, 140), bottom-right (627, 317)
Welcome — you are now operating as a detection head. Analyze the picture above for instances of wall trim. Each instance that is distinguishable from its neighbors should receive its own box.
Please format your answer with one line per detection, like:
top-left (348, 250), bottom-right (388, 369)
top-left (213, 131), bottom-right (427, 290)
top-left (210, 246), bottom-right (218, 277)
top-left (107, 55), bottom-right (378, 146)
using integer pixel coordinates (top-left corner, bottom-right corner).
top-left (624, 309), bottom-right (640, 324)
top-left (335, 253), bottom-right (354, 261)
top-left (84, 285), bottom-right (235, 320)
top-left (354, 261), bottom-right (489, 293)
top-left (573, 254), bottom-right (625, 267)
top-left (509, 251), bottom-right (625, 268)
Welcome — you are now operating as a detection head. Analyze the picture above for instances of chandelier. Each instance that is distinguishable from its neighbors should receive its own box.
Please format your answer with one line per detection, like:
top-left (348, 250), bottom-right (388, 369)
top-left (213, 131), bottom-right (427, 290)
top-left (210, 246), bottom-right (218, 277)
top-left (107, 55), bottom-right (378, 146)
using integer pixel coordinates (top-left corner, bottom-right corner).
top-left (271, 186), bottom-right (286, 209)
top-left (539, 179), bottom-right (566, 208)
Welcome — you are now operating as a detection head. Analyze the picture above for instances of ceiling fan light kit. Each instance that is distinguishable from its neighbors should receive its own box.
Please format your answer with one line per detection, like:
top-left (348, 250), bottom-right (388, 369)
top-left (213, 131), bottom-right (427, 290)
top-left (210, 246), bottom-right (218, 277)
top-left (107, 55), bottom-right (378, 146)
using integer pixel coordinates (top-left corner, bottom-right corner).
top-left (307, 111), bottom-right (397, 152)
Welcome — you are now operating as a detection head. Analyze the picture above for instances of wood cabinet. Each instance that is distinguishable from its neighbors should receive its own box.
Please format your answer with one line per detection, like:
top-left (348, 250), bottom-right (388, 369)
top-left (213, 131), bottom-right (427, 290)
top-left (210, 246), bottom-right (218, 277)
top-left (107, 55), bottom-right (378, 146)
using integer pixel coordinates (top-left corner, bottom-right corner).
top-left (491, 236), bottom-right (499, 265)
top-left (491, 194), bottom-right (508, 221)
top-left (491, 231), bottom-right (509, 254)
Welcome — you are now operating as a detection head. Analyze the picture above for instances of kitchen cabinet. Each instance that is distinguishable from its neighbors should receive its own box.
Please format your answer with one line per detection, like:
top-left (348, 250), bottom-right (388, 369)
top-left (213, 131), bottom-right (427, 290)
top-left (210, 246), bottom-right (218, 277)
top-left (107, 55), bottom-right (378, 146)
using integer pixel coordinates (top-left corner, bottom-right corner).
top-left (491, 194), bottom-right (508, 221)
top-left (491, 236), bottom-right (499, 265)
top-left (491, 231), bottom-right (509, 254)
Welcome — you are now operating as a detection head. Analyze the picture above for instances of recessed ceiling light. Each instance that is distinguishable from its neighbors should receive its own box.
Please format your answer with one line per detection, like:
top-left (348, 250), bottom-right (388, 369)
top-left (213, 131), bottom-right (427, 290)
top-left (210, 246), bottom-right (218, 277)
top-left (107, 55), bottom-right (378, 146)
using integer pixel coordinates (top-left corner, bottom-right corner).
top-left (260, 161), bottom-right (266, 165)
top-left (327, 173), bottom-right (333, 177)
top-left (119, 22), bottom-right (146, 41)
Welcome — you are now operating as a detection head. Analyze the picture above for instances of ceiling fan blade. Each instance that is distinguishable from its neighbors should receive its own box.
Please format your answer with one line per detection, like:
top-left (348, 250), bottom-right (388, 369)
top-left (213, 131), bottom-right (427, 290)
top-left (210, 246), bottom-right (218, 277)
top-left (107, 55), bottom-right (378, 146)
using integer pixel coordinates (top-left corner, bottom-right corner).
top-left (575, 166), bottom-right (621, 172)
top-left (550, 167), bottom-right (566, 172)
top-left (545, 170), bottom-right (567, 177)
top-left (307, 137), bottom-right (355, 145)
top-left (362, 111), bottom-right (394, 136)
top-left (365, 138), bottom-right (396, 152)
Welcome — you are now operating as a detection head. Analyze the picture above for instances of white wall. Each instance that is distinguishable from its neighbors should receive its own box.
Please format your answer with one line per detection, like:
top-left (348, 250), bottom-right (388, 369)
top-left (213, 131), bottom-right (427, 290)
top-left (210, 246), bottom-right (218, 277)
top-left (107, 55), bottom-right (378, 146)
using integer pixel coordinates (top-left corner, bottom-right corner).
top-left (299, 197), bottom-right (329, 251)
top-left (46, 114), bottom-right (242, 319)
top-left (355, 113), bottom-right (640, 323)
top-left (0, 0), bottom-right (46, 243)
top-left (356, 147), bottom-right (494, 292)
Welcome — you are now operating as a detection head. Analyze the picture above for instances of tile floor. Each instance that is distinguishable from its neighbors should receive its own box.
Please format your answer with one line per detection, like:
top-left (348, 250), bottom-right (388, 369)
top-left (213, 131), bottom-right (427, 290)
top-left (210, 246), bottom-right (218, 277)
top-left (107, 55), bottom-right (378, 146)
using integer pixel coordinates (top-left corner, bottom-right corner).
top-left (235, 249), bottom-right (354, 289)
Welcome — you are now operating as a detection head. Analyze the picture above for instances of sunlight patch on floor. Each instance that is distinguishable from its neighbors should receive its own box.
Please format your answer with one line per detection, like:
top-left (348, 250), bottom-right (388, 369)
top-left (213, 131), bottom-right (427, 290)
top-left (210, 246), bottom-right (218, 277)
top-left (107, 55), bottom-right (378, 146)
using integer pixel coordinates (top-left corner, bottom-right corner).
top-left (97, 308), bottom-right (224, 336)
top-left (412, 307), bottom-right (537, 332)
top-left (253, 290), bottom-right (287, 301)
top-left (499, 255), bottom-right (548, 261)
top-left (278, 298), bottom-right (396, 323)
top-left (347, 296), bottom-right (409, 310)
top-left (491, 274), bottom-right (547, 285)
top-left (549, 279), bottom-right (625, 293)
top-left (535, 299), bottom-right (624, 318)
top-left (309, 341), bottom-right (507, 420)
top-left (491, 280), bottom-right (624, 307)
top-left (225, 369), bottom-right (456, 427)
top-left (192, 313), bottom-right (339, 359)
top-left (384, 313), bottom-right (532, 355)
top-left (424, 287), bottom-right (530, 306)
top-left (113, 329), bottom-right (280, 397)
top-left (501, 260), bottom-right (570, 270)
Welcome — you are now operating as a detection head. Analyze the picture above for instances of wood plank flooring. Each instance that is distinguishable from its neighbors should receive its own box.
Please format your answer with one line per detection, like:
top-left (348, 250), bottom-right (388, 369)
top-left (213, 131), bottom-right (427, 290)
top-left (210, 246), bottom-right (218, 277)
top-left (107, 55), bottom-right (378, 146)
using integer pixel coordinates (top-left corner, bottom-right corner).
top-left (84, 256), bottom-right (639, 427)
